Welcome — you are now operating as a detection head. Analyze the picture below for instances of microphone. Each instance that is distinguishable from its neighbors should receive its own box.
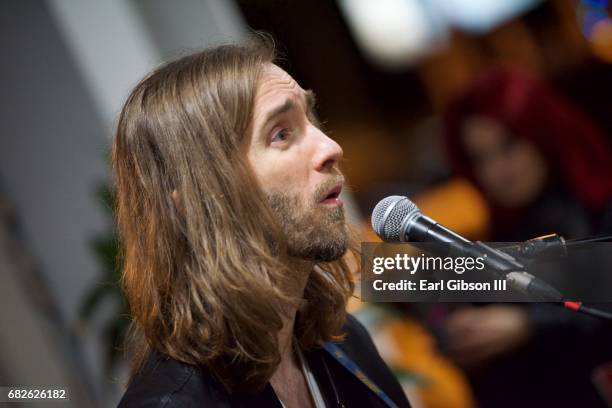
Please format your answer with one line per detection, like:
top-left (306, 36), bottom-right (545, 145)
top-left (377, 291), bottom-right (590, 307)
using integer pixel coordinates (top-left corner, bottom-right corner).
top-left (371, 196), bottom-right (563, 301)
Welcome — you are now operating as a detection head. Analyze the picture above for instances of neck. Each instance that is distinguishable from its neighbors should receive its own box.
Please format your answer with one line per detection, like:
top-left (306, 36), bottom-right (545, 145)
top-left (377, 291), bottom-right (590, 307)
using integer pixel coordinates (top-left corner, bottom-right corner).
top-left (277, 258), bottom-right (313, 362)
top-left (270, 258), bottom-right (318, 408)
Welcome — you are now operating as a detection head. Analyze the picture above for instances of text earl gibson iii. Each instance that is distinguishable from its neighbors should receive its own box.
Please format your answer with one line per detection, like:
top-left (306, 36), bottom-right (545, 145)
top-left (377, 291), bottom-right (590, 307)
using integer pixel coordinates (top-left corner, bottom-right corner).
top-left (372, 279), bottom-right (508, 292)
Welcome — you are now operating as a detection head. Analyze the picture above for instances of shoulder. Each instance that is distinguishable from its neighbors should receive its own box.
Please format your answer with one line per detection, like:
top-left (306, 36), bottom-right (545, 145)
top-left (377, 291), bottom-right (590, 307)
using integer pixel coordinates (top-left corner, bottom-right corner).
top-left (342, 313), bottom-right (373, 341)
top-left (117, 351), bottom-right (230, 408)
top-left (338, 313), bottom-right (383, 360)
top-left (335, 313), bottom-right (411, 408)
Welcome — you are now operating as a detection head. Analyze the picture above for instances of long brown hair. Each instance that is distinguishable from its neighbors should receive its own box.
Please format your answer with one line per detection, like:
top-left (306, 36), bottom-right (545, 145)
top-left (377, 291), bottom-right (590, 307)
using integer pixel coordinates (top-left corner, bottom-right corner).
top-left (112, 35), bottom-right (356, 392)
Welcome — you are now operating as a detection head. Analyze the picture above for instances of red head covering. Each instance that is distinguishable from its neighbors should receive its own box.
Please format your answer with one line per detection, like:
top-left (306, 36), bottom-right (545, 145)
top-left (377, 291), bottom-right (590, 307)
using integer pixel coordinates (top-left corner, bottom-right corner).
top-left (444, 66), bottom-right (612, 212)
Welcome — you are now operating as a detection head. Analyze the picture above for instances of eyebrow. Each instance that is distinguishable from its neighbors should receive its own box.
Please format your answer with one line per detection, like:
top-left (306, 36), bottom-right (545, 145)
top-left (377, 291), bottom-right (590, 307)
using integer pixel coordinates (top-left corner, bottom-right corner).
top-left (262, 99), bottom-right (297, 129)
top-left (260, 90), bottom-right (318, 131)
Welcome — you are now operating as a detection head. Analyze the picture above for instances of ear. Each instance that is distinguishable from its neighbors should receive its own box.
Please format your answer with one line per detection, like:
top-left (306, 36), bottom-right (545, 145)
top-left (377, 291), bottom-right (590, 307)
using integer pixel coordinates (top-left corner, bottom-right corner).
top-left (171, 189), bottom-right (184, 215)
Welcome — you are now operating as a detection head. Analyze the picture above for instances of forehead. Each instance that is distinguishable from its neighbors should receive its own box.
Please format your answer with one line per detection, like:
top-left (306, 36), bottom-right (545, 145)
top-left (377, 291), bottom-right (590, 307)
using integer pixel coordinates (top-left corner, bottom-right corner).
top-left (255, 63), bottom-right (304, 107)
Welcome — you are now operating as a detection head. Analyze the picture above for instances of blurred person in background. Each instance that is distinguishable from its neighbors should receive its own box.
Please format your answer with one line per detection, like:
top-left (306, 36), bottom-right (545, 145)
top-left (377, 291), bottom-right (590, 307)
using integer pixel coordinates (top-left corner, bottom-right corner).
top-left (445, 66), bottom-right (612, 241)
top-left (440, 66), bottom-right (612, 407)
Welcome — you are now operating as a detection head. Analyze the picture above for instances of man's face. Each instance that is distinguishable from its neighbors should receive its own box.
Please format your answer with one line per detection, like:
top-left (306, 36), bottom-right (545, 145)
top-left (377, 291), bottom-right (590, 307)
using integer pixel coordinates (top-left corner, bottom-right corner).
top-left (246, 63), bottom-right (347, 262)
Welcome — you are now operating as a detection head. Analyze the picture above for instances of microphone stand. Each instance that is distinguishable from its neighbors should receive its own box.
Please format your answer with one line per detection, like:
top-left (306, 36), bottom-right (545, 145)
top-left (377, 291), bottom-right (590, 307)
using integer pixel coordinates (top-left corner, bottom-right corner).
top-left (566, 234), bottom-right (612, 244)
top-left (501, 234), bottom-right (612, 321)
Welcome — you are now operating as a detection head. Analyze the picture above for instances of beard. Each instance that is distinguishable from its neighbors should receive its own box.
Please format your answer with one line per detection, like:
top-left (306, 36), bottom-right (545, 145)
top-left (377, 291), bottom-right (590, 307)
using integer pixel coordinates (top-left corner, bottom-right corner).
top-left (266, 180), bottom-right (348, 262)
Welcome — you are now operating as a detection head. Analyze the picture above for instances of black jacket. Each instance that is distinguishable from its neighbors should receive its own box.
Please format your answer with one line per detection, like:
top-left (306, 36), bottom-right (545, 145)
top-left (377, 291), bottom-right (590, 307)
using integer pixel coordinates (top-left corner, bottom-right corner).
top-left (118, 314), bottom-right (411, 407)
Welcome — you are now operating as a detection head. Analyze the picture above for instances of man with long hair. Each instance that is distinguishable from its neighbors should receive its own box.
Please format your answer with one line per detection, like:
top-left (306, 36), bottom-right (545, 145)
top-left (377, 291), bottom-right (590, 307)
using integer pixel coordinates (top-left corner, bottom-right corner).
top-left (113, 35), bottom-right (410, 407)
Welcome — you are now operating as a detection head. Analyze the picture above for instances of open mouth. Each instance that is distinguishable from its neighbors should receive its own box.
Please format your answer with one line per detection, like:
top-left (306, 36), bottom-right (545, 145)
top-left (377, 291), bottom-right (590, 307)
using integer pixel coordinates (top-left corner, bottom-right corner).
top-left (320, 183), bottom-right (343, 206)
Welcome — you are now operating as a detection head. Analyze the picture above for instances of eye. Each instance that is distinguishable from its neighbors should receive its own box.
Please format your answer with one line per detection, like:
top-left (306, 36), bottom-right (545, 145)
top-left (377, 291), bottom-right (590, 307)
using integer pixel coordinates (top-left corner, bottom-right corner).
top-left (271, 128), bottom-right (291, 143)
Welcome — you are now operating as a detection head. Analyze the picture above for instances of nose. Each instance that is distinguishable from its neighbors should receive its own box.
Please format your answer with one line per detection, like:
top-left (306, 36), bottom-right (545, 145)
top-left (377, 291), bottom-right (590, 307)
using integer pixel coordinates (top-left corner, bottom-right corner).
top-left (312, 127), bottom-right (343, 172)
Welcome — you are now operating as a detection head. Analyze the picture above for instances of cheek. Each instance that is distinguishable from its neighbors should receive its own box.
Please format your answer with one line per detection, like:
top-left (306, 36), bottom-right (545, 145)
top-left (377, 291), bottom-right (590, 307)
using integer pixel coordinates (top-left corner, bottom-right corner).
top-left (512, 146), bottom-right (548, 192)
top-left (252, 147), bottom-right (313, 195)
top-left (476, 159), bottom-right (510, 191)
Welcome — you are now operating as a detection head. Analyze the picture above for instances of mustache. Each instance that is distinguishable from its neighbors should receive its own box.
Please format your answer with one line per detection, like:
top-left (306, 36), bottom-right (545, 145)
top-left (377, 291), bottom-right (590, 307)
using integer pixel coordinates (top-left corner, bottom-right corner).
top-left (314, 175), bottom-right (345, 203)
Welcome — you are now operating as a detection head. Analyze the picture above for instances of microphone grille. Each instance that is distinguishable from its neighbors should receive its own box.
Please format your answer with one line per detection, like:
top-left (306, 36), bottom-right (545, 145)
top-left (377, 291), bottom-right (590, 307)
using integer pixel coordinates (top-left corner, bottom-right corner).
top-left (371, 196), bottom-right (420, 241)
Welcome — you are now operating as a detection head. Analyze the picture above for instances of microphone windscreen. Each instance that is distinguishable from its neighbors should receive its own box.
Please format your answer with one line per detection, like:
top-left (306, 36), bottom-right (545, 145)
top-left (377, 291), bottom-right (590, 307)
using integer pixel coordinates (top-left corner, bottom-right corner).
top-left (371, 196), bottom-right (420, 241)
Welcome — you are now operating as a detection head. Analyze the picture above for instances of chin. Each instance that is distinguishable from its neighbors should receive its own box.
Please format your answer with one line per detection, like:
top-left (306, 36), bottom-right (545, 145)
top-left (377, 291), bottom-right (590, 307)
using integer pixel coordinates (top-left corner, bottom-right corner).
top-left (307, 245), bottom-right (347, 263)
top-left (312, 227), bottom-right (349, 262)
top-left (495, 194), bottom-right (533, 209)
top-left (289, 223), bottom-right (349, 263)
